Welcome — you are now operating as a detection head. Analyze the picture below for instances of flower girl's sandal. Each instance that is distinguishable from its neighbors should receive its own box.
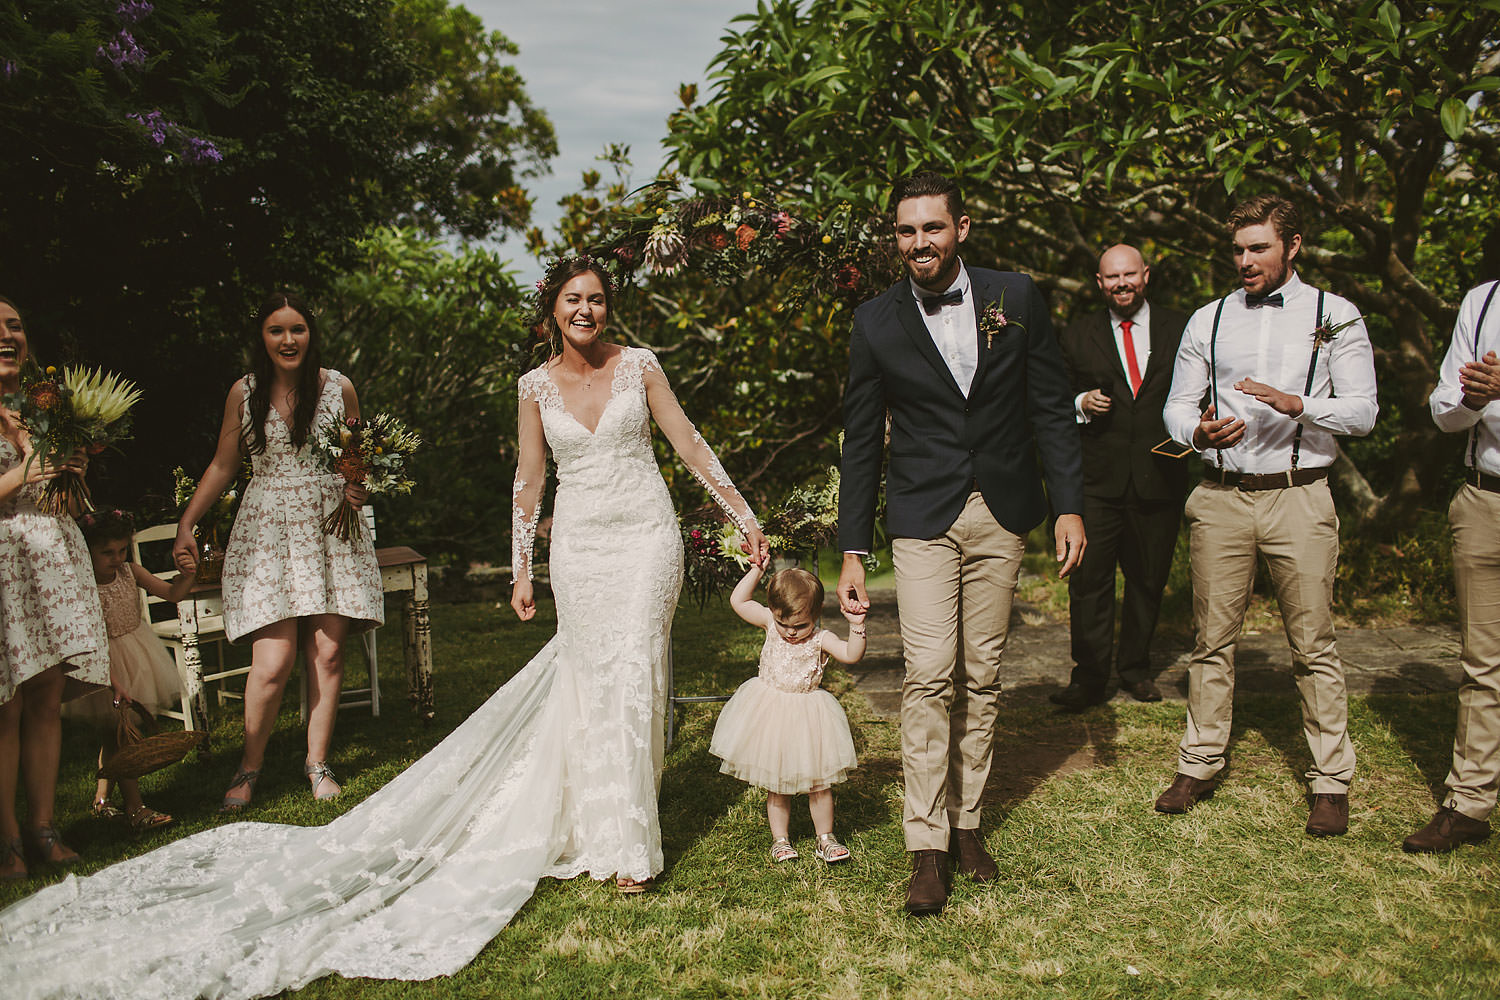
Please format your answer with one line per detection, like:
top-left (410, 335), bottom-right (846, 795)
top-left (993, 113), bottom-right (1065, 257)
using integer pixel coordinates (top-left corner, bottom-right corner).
top-left (219, 768), bottom-right (261, 813)
top-left (814, 833), bottom-right (851, 864)
top-left (305, 761), bottom-right (341, 801)
top-left (770, 837), bottom-right (799, 863)
top-left (128, 806), bottom-right (174, 832)
top-left (91, 798), bottom-right (125, 822)
top-left (615, 876), bottom-right (653, 895)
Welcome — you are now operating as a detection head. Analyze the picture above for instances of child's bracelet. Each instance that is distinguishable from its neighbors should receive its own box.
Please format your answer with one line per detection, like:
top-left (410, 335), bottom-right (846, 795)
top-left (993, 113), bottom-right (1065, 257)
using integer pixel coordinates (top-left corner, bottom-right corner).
top-left (849, 626), bottom-right (866, 636)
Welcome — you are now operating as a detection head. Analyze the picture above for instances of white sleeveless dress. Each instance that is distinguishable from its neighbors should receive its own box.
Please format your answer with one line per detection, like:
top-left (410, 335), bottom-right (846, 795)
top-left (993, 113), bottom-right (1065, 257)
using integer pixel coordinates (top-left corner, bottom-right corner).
top-left (0, 349), bottom-right (716, 999)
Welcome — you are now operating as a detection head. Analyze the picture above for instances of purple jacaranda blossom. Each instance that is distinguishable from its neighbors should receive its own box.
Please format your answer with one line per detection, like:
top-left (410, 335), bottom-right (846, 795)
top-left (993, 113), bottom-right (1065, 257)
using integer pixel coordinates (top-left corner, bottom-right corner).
top-left (185, 137), bottom-right (223, 164)
top-left (128, 110), bottom-right (170, 145)
top-left (1, 60), bottom-right (16, 81)
top-left (116, 1), bottom-right (153, 24)
top-left (98, 31), bottom-right (146, 70)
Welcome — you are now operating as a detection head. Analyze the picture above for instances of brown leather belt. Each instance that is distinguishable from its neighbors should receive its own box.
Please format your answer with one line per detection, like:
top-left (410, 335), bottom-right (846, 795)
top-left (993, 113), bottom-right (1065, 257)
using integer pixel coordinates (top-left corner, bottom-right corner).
top-left (1203, 467), bottom-right (1329, 491)
top-left (1467, 469), bottom-right (1500, 493)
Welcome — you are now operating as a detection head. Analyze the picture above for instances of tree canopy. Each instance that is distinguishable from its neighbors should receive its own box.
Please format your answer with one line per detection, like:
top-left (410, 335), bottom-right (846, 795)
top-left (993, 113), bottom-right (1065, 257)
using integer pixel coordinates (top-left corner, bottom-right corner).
top-left (662, 0), bottom-right (1500, 529)
top-left (0, 0), bottom-right (551, 515)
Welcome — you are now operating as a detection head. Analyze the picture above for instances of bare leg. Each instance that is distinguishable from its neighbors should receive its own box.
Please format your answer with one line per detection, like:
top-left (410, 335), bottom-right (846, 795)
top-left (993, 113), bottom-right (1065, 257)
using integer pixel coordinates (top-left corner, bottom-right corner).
top-left (0, 694), bottom-right (23, 877)
top-left (302, 614), bottom-right (349, 796)
top-left (226, 620), bottom-right (299, 807)
top-left (767, 791), bottom-right (792, 840)
top-left (808, 788), bottom-right (834, 836)
top-left (19, 667), bottom-right (76, 861)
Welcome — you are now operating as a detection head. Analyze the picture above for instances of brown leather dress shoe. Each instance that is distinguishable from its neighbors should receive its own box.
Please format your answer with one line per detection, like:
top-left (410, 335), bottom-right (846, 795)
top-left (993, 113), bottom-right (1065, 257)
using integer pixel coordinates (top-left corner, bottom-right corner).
top-left (1402, 806), bottom-right (1491, 854)
top-left (1154, 772), bottom-right (1218, 814)
top-left (905, 850), bottom-right (949, 916)
top-left (949, 828), bottom-right (998, 883)
top-left (1305, 793), bottom-right (1349, 837)
top-left (1049, 683), bottom-right (1107, 711)
top-left (1121, 677), bottom-right (1163, 703)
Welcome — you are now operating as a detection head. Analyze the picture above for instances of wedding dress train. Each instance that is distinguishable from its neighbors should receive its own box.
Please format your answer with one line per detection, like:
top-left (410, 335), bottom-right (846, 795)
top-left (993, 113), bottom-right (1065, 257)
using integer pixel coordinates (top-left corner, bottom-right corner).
top-left (0, 347), bottom-right (756, 999)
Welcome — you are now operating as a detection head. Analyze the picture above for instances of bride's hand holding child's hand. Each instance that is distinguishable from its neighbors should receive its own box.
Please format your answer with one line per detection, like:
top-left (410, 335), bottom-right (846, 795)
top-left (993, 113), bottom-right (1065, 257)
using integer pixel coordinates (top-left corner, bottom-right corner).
top-left (741, 525), bottom-right (770, 568)
top-left (510, 579), bottom-right (536, 622)
top-left (841, 607), bottom-right (867, 626)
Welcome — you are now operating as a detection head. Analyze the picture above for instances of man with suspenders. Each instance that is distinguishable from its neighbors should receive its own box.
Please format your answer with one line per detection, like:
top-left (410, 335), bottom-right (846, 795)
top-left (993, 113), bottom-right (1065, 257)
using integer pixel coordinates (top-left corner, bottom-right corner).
top-left (1403, 281), bottom-right (1500, 853)
top-left (1155, 195), bottom-right (1379, 835)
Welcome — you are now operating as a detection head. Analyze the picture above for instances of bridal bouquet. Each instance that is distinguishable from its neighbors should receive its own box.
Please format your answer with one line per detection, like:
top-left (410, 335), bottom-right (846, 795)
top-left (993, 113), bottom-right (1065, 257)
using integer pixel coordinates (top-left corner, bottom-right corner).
top-left (2, 362), bottom-right (142, 515)
top-left (312, 412), bottom-right (421, 541)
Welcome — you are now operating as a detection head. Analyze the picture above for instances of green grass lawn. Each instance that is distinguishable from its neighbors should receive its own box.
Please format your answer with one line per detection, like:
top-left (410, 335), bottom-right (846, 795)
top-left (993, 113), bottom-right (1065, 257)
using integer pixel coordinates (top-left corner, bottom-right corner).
top-left (3, 596), bottom-right (1496, 999)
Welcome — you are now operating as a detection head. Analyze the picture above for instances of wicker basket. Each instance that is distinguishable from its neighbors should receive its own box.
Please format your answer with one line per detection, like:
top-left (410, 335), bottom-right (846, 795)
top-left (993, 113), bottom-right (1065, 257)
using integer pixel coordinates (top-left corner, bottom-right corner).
top-left (98, 702), bottom-right (207, 781)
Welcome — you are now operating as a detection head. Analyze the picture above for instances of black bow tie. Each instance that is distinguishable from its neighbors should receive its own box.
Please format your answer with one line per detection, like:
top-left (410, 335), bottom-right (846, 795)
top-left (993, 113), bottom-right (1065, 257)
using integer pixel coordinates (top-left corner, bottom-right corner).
top-left (1245, 291), bottom-right (1284, 308)
top-left (921, 288), bottom-right (964, 313)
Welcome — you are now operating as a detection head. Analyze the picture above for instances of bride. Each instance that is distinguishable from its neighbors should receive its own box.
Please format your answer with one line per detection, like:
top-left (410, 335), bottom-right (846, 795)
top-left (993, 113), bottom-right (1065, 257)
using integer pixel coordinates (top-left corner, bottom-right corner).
top-left (0, 256), bottom-right (768, 998)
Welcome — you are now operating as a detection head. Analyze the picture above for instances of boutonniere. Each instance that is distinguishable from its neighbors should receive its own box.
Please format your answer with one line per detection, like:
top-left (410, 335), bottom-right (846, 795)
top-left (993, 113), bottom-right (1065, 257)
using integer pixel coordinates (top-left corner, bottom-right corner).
top-left (978, 292), bottom-right (1026, 349)
top-left (1312, 314), bottom-right (1358, 348)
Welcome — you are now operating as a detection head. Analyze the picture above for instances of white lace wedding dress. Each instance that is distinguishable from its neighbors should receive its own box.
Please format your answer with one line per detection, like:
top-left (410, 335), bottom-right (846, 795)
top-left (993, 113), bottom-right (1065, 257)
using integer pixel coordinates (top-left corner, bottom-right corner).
top-left (0, 347), bottom-right (757, 999)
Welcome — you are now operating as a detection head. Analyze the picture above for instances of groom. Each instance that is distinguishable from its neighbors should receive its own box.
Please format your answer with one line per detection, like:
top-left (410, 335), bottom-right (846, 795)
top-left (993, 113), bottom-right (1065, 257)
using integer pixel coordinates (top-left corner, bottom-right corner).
top-left (838, 171), bottom-right (1085, 916)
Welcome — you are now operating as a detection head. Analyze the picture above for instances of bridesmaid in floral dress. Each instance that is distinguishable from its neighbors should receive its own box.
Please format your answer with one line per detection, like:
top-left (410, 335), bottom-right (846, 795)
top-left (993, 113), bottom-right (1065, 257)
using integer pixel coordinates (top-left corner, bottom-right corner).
top-left (174, 292), bottom-right (382, 812)
top-left (0, 295), bottom-right (110, 880)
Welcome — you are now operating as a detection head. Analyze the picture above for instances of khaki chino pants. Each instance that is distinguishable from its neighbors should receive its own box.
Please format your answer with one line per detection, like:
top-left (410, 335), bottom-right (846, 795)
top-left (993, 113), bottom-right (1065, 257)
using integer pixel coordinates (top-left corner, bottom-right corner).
top-left (1179, 479), bottom-right (1355, 793)
top-left (893, 492), bottom-right (1025, 851)
top-left (1443, 484), bottom-right (1500, 821)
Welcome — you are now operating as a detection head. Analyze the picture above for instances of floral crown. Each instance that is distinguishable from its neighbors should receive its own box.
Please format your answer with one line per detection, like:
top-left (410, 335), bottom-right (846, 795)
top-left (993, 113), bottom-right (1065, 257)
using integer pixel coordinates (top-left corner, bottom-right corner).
top-left (77, 507), bottom-right (134, 539)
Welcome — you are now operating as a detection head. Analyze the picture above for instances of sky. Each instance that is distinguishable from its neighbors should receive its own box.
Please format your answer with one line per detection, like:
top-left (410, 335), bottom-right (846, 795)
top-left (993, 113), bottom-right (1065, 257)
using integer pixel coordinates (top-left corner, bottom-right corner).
top-left (463, 1), bottom-right (752, 278)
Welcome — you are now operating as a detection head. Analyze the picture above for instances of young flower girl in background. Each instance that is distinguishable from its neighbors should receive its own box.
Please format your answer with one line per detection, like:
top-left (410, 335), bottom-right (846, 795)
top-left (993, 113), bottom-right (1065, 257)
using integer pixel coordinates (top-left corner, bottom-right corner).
top-left (710, 562), bottom-right (865, 863)
top-left (68, 509), bottom-right (197, 831)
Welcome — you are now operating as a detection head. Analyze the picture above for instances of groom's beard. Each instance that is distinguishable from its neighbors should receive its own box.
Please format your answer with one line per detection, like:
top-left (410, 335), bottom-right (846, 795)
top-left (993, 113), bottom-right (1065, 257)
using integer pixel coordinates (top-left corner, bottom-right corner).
top-left (904, 247), bottom-right (961, 292)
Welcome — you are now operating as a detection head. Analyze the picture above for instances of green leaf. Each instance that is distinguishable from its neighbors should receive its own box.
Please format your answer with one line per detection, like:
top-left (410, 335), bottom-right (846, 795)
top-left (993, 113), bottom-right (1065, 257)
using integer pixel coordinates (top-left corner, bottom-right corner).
top-left (1440, 97), bottom-right (1470, 141)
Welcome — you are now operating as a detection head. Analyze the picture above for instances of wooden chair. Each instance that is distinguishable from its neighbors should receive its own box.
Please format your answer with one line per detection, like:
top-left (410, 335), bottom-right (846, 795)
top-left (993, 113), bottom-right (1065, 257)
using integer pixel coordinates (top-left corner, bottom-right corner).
top-left (131, 523), bottom-right (235, 732)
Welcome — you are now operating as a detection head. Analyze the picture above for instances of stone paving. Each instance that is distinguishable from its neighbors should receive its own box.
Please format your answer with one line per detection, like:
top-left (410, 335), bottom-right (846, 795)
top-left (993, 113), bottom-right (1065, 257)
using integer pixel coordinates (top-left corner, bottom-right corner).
top-left (842, 584), bottom-right (1463, 720)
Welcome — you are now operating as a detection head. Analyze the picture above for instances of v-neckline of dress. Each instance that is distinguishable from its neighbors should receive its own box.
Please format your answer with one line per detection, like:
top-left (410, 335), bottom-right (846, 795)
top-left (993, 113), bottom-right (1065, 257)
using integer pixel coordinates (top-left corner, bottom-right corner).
top-left (543, 353), bottom-right (629, 436)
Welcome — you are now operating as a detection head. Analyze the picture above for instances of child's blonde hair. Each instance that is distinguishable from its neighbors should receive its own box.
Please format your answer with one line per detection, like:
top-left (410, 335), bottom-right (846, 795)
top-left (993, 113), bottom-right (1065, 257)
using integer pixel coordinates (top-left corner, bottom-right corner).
top-left (766, 567), bottom-right (823, 618)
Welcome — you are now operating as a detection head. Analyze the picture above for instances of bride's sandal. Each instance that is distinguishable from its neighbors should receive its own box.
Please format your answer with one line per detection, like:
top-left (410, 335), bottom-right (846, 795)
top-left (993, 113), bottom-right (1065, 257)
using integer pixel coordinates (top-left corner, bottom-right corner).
top-left (220, 768), bottom-right (261, 813)
top-left (814, 833), bottom-right (851, 864)
top-left (770, 837), bottom-right (799, 863)
top-left (615, 875), bottom-right (653, 895)
top-left (1, 837), bottom-right (27, 882)
top-left (23, 824), bottom-right (80, 867)
top-left (305, 761), bottom-right (341, 801)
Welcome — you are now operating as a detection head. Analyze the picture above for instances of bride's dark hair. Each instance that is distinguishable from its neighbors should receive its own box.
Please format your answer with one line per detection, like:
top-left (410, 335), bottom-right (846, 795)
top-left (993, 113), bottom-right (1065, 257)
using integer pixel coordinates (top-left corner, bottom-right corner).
top-left (244, 291), bottom-right (324, 454)
top-left (532, 256), bottom-right (617, 359)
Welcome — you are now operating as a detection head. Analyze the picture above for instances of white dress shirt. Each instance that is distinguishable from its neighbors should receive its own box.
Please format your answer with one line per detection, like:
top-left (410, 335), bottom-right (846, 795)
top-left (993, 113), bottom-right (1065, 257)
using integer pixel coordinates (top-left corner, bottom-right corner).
top-left (910, 263), bottom-right (977, 396)
top-left (1163, 272), bottom-right (1379, 473)
top-left (1075, 301), bottom-right (1153, 422)
top-left (1430, 280), bottom-right (1500, 476)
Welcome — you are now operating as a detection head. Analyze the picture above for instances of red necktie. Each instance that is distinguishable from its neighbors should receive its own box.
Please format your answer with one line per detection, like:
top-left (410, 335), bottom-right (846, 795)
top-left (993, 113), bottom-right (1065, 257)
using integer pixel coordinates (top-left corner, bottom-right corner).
top-left (1121, 319), bottom-right (1143, 397)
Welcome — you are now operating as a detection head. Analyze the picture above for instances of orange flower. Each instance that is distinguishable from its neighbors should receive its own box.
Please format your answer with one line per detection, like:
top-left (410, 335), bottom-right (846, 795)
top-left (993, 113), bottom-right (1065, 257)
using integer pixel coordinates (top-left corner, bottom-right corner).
top-left (735, 224), bottom-right (758, 250)
top-left (27, 381), bottom-right (60, 411)
top-left (334, 454), bottom-right (367, 482)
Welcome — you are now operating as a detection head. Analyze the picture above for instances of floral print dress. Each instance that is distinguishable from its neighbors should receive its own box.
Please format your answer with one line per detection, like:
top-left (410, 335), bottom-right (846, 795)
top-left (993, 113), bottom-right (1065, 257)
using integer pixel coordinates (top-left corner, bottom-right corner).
top-left (220, 370), bottom-right (383, 642)
top-left (0, 433), bottom-right (109, 705)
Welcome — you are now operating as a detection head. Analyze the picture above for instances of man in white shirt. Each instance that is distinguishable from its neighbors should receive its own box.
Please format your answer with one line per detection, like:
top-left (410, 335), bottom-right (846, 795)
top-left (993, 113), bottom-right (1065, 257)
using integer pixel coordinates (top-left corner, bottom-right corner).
top-left (1154, 195), bottom-right (1378, 836)
top-left (1403, 280), bottom-right (1500, 853)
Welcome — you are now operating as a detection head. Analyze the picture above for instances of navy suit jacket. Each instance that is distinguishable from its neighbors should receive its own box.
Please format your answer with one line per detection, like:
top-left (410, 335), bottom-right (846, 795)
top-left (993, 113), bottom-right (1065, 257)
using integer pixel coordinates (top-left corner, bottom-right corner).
top-left (838, 267), bottom-right (1084, 550)
top-left (1058, 306), bottom-right (1190, 502)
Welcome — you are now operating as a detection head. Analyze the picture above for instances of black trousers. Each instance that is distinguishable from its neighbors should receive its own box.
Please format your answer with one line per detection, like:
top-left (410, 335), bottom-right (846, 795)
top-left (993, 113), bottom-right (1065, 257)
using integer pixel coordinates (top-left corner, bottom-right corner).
top-left (1066, 484), bottom-right (1183, 692)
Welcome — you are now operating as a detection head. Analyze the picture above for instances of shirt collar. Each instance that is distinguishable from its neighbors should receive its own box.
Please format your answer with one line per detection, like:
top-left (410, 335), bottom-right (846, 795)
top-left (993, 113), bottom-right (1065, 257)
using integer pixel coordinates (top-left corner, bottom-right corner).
top-left (909, 261), bottom-right (971, 308)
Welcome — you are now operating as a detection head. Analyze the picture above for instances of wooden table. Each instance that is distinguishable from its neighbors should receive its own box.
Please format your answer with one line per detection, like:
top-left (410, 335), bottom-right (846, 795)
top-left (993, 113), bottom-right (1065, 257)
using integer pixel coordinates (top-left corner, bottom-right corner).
top-left (165, 545), bottom-right (435, 724)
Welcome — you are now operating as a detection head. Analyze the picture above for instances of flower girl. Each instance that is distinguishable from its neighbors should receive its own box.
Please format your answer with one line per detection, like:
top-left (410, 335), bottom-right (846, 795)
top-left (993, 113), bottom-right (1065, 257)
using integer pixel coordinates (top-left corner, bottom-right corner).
top-left (68, 509), bottom-right (197, 830)
top-left (710, 563), bottom-right (865, 863)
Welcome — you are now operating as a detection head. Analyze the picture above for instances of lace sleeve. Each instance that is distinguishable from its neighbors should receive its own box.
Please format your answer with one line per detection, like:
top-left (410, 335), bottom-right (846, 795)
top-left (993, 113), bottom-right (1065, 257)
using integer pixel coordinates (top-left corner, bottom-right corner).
top-left (512, 374), bottom-right (547, 582)
top-left (637, 349), bottom-right (759, 534)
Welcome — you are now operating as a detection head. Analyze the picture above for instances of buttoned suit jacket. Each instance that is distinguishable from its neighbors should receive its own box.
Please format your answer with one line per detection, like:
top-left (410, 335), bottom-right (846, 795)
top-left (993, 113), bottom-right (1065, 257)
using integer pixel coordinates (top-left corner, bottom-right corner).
top-left (838, 267), bottom-right (1084, 550)
top-left (1058, 306), bottom-right (1191, 502)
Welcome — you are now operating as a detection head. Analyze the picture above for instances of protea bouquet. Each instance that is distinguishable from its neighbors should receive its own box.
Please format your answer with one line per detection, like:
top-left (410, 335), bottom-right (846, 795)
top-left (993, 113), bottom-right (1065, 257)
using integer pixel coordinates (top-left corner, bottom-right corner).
top-left (311, 412), bottom-right (420, 541)
top-left (2, 362), bottom-right (142, 515)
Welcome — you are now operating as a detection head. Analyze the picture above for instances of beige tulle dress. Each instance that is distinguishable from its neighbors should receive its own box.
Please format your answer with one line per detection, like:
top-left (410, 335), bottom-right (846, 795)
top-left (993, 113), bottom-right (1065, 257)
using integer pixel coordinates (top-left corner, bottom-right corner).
top-left (65, 565), bottom-right (182, 724)
top-left (709, 625), bottom-right (857, 794)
